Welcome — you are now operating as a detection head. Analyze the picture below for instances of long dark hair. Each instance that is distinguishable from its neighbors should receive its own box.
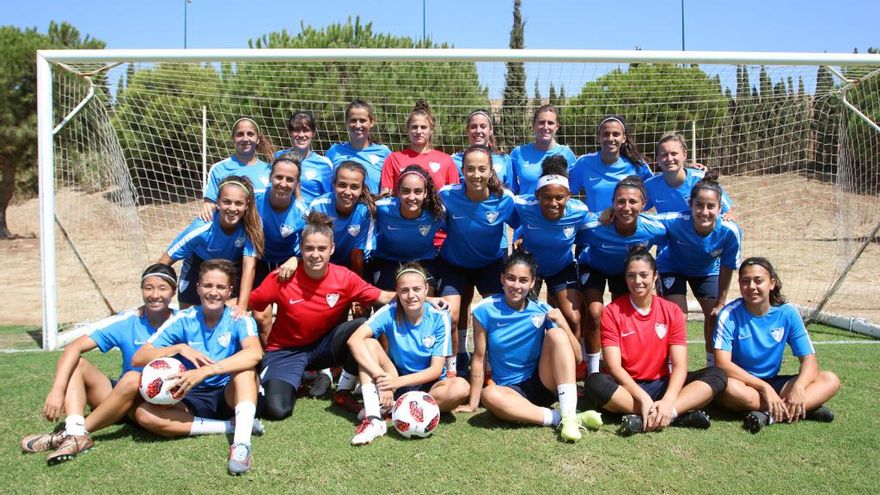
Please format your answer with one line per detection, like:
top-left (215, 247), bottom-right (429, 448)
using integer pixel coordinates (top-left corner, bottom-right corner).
top-left (396, 164), bottom-right (445, 221)
top-left (739, 257), bottom-right (786, 306)
top-left (462, 145), bottom-right (504, 197)
top-left (597, 115), bottom-right (647, 168)
top-left (503, 248), bottom-right (539, 301)
top-left (333, 160), bottom-right (376, 217)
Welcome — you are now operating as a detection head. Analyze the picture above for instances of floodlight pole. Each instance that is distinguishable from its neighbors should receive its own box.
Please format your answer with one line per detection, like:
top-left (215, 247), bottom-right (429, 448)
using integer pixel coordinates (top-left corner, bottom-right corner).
top-left (681, 0), bottom-right (686, 51)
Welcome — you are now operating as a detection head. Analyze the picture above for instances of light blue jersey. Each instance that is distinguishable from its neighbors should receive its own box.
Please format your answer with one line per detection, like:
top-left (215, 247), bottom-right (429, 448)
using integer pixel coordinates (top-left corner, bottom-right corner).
top-left (509, 143), bottom-right (577, 195)
top-left (166, 212), bottom-right (255, 262)
top-left (714, 300), bottom-right (815, 379)
top-left (375, 197), bottom-right (445, 261)
top-left (203, 156), bottom-right (271, 202)
top-left (451, 152), bottom-right (517, 192)
top-left (472, 295), bottom-right (553, 386)
top-left (366, 301), bottom-right (451, 378)
top-left (513, 195), bottom-right (590, 277)
top-left (309, 193), bottom-right (375, 266)
top-left (274, 149), bottom-right (334, 205)
top-left (439, 185), bottom-right (516, 268)
top-left (654, 212), bottom-right (742, 276)
top-left (569, 152), bottom-right (654, 213)
top-left (148, 306), bottom-right (258, 389)
top-left (256, 192), bottom-right (309, 264)
top-left (89, 309), bottom-right (174, 378)
top-left (326, 142), bottom-right (392, 195)
top-left (644, 168), bottom-right (733, 214)
top-left (576, 214), bottom-right (667, 275)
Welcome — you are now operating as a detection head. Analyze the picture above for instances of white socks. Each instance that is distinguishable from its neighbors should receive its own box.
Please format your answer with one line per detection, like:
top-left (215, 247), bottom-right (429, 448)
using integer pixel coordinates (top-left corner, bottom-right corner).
top-left (361, 383), bottom-right (381, 419)
top-left (541, 408), bottom-right (562, 427)
top-left (190, 416), bottom-right (229, 435)
top-left (445, 355), bottom-right (458, 374)
top-left (587, 352), bottom-right (601, 374)
top-left (320, 368), bottom-right (333, 380)
top-left (337, 370), bottom-right (357, 392)
top-left (557, 384), bottom-right (577, 418)
top-left (65, 415), bottom-right (86, 436)
top-left (232, 401), bottom-right (256, 445)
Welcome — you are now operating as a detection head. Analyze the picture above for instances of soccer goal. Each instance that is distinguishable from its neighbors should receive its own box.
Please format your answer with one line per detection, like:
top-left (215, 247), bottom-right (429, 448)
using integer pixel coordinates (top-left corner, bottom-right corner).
top-left (36, 48), bottom-right (880, 349)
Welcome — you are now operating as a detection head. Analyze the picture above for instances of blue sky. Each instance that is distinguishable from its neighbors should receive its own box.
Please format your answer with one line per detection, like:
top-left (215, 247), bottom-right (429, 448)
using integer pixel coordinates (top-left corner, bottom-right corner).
top-left (6, 0), bottom-right (879, 53)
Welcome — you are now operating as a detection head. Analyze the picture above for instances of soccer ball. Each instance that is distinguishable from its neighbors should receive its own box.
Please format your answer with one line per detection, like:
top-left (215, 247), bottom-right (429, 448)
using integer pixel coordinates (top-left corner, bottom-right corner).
top-left (391, 391), bottom-right (440, 438)
top-left (139, 357), bottom-right (186, 405)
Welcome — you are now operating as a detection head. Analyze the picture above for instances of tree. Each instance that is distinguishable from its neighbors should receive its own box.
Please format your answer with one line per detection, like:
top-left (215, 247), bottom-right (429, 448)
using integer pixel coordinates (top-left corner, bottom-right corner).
top-left (499, 0), bottom-right (529, 150)
top-left (0, 22), bottom-right (104, 238)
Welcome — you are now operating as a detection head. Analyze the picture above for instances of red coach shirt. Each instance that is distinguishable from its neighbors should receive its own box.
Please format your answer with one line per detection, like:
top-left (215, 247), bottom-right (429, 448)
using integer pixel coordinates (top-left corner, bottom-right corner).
top-left (249, 264), bottom-right (381, 351)
top-left (600, 295), bottom-right (686, 381)
top-left (380, 148), bottom-right (459, 192)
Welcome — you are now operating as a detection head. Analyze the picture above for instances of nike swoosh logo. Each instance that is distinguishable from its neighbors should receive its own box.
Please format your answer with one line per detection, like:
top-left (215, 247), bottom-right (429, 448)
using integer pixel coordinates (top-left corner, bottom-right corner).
top-left (738, 334), bottom-right (751, 340)
top-left (289, 299), bottom-right (304, 304)
top-left (526, 225), bottom-right (541, 230)
top-left (452, 215), bottom-right (467, 220)
top-left (589, 177), bottom-right (601, 182)
top-left (655, 199), bottom-right (667, 203)
top-left (601, 243), bottom-right (619, 249)
top-left (386, 226), bottom-right (403, 230)
top-left (134, 340), bottom-right (146, 345)
top-left (496, 322), bottom-right (508, 327)
top-left (621, 331), bottom-right (635, 337)
top-left (188, 341), bottom-right (204, 346)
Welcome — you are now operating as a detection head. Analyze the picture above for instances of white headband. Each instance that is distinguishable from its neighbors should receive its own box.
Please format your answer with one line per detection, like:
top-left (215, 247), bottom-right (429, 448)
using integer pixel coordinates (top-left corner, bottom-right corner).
top-left (536, 174), bottom-right (569, 191)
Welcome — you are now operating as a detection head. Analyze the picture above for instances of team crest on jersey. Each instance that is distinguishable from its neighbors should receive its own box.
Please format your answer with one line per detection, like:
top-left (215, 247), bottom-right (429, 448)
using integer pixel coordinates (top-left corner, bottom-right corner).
top-left (326, 293), bottom-right (340, 308)
top-left (422, 335), bottom-right (436, 349)
top-left (663, 277), bottom-right (675, 290)
top-left (347, 224), bottom-right (361, 237)
top-left (217, 331), bottom-right (232, 348)
top-left (563, 226), bottom-right (575, 238)
top-left (280, 224), bottom-right (295, 238)
top-left (369, 154), bottom-right (380, 165)
top-left (235, 236), bottom-right (246, 248)
top-left (486, 211), bottom-right (499, 223)
top-left (771, 327), bottom-right (785, 343)
top-left (531, 314), bottom-right (546, 328)
top-left (655, 322), bottom-right (668, 339)
top-left (710, 249), bottom-right (723, 258)
top-left (419, 224), bottom-right (431, 236)
top-left (428, 161), bottom-right (441, 173)
top-left (304, 169), bottom-right (317, 181)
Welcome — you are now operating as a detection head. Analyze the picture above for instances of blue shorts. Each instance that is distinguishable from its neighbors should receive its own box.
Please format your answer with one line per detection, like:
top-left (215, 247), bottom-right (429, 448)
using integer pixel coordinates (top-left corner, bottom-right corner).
top-left (765, 374), bottom-right (797, 394)
top-left (181, 385), bottom-right (234, 420)
top-left (370, 257), bottom-right (438, 292)
top-left (507, 372), bottom-right (557, 408)
top-left (437, 256), bottom-right (504, 297)
top-left (178, 255), bottom-right (241, 305)
top-left (579, 264), bottom-right (627, 298)
top-left (538, 261), bottom-right (580, 296)
top-left (659, 273), bottom-right (719, 299)
top-left (393, 380), bottom-right (438, 400)
top-left (259, 318), bottom-right (364, 389)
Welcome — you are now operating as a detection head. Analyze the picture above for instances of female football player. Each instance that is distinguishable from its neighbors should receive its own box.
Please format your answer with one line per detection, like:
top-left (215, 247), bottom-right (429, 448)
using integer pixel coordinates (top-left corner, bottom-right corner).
top-left (585, 248), bottom-right (727, 436)
top-left (510, 104), bottom-right (577, 195)
top-left (714, 257), bottom-right (840, 433)
top-left (20, 264), bottom-right (178, 465)
top-left (274, 111), bottom-right (333, 204)
top-left (326, 99), bottom-right (392, 195)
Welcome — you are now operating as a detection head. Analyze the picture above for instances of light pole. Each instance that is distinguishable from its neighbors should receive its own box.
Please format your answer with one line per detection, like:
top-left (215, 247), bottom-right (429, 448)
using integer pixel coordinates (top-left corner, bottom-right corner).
top-left (422, 0), bottom-right (426, 43)
top-left (184, 0), bottom-right (191, 49)
top-left (680, 0), bottom-right (685, 51)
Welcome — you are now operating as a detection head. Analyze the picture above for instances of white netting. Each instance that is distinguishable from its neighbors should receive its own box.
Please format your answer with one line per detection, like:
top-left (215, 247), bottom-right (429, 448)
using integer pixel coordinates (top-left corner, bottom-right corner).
top-left (46, 53), bottom-right (880, 332)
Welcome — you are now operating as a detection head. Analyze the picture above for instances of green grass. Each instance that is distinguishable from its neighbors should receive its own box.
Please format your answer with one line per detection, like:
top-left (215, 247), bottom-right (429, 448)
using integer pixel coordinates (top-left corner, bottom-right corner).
top-left (1, 323), bottom-right (878, 494)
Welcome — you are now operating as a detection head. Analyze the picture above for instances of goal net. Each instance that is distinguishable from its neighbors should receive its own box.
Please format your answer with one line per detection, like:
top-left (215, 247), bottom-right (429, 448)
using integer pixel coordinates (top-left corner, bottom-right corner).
top-left (37, 49), bottom-right (880, 349)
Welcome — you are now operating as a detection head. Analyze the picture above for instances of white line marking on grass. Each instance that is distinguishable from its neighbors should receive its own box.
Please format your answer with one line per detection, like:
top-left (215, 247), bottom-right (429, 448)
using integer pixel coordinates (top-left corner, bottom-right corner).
top-left (687, 340), bottom-right (880, 345)
top-left (0, 348), bottom-right (44, 353)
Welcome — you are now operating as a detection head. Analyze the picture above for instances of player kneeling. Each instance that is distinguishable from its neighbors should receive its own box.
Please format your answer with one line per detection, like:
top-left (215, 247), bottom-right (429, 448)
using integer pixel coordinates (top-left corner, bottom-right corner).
top-left (713, 257), bottom-right (840, 433)
top-left (347, 263), bottom-right (469, 445)
top-left (457, 250), bottom-right (600, 442)
top-left (21, 264), bottom-right (178, 465)
top-left (585, 248), bottom-right (727, 437)
top-left (131, 259), bottom-right (263, 475)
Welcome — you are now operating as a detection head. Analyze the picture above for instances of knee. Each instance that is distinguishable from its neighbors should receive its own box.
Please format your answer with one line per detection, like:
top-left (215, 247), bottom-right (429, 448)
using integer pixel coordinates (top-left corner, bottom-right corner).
top-left (585, 372), bottom-right (617, 407)
top-left (716, 378), bottom-right (751, 409)
top-left (700, 367), bottom-right (729, 397)
top-left (479, 385), bottom-right (501, 410)
top-left (258, 380), bottom-right (295, 421)
top-left (117, 371), bottom-right (142, 395)
top-left (133, 404), bottom-right (165, 433)
top-left (450, 377), bottom-right (471, 401)
top-left (819, 370), bottom-right (841, 393)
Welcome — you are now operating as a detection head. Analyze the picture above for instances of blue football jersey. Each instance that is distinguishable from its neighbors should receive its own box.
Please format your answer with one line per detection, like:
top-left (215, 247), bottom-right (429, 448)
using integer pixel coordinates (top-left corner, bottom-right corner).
top-left (366, 301), bottom-right (451, 378)
top-left (439, 185), bottom-right (516, 268)
top-left (569, 152), bottom-right (654, 213)
top-left (510, 143), bottom-right (577, 195)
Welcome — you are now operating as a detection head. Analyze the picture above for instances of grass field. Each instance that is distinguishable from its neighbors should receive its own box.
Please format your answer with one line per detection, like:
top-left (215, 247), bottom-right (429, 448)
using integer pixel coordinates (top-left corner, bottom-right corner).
top-left (2, 323), bottom-right (879, 495)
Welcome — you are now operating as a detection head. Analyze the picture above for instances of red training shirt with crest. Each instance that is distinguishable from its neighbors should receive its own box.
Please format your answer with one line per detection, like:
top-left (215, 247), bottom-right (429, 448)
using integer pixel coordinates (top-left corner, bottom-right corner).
top-left (249, 264), bottom-right (381, 351)
top-left (600, 294), bottom-right (686, 381)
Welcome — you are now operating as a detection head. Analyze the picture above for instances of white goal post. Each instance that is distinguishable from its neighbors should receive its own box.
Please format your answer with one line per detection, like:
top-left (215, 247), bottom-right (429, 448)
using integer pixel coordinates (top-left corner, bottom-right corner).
top-left (36, 48), bottom-right (880, 350)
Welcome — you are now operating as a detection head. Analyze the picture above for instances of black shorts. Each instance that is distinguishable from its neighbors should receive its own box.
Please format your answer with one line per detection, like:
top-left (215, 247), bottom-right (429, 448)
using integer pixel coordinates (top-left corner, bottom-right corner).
top-left (437, 256), bottom-right (504, 297)
top-left (178, 255), bottom-right (242, 305)
top-left (579, 264), bottom-right (627, 298)
top-left (765, 374), bottom-right (797, 394)
top-left (537, 261), bottom-right (580, 296)
top-left (181, 385), bottom-right (234, 420)
top-left (507, 372), bottom-right (557, 408)
top-left (259, 319), bottom-right (364, 389)
top-left (369, 257), bottom-right (438, 291)
top-left (254, 259), bottom-right (285, 289)
top-left (659, 273), bottom-right (719, 299)
top-left (586, 367), bottom-right (728, 406)
top-left (393, 381), bottom-right (438, 400)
